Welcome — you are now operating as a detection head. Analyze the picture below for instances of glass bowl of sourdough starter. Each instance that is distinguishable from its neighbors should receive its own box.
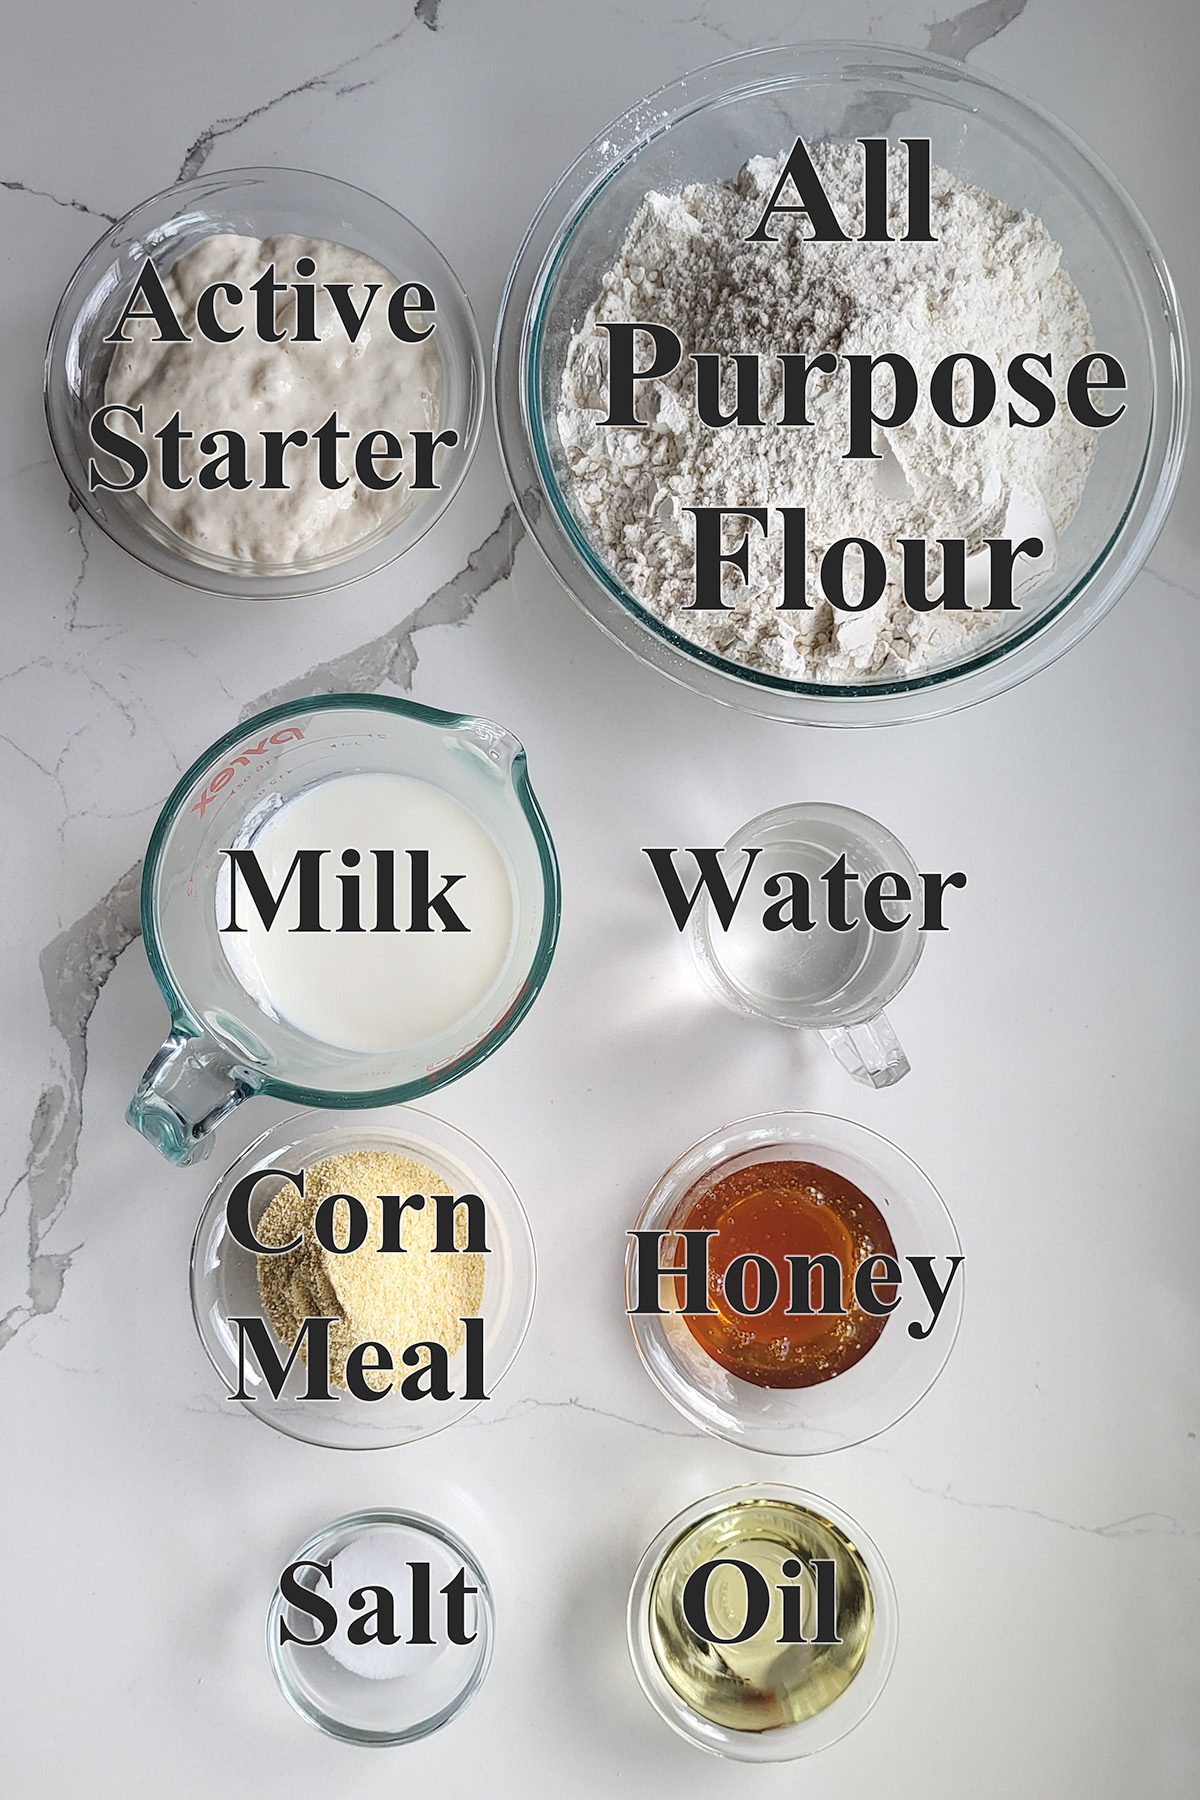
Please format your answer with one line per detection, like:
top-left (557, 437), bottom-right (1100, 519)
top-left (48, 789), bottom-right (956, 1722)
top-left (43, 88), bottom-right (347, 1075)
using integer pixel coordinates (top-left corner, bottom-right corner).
top-left (45, 167), bottom-right (485, 598)
top-left (190, 1106), bottom-right (536, 1449)
top-left (494, 43), bottom-right (1188, 724)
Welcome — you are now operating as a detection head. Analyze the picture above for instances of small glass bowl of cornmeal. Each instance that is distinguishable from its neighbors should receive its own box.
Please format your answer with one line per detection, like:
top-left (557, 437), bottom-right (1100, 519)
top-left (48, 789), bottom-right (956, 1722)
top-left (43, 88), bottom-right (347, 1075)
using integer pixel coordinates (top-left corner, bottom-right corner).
top-left (190, 1106), bottom-right (536, 1449)
top-left (45, 167), bottom-right (484, 597)
top-left (267, 1509), bottom-right (494, 1745)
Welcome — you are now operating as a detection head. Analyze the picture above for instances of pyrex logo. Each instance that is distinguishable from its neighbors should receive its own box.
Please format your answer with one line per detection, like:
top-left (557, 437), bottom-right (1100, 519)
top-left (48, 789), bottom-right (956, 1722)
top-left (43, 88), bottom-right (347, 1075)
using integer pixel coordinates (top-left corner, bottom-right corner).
top-left (190, 726), bottom-right (305, 818)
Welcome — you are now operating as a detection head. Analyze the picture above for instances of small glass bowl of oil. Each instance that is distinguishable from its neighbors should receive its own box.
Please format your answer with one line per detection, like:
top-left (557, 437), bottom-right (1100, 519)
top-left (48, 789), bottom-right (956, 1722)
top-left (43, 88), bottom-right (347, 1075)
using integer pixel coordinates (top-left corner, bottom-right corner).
top-left (627, 1484), bottom-right (897, 1761)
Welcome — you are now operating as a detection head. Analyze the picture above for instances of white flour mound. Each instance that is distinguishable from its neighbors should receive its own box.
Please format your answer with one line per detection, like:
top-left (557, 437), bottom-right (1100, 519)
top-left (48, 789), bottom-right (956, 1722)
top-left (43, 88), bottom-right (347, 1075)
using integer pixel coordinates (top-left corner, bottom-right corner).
top-left (558, 144), bottom-right (1096, 683)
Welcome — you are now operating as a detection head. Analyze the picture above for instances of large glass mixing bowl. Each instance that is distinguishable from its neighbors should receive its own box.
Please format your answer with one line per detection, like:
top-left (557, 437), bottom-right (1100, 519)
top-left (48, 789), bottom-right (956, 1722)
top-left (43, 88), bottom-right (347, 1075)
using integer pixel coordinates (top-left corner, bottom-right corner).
top-left (494, 44), bottom-right (1188, 725)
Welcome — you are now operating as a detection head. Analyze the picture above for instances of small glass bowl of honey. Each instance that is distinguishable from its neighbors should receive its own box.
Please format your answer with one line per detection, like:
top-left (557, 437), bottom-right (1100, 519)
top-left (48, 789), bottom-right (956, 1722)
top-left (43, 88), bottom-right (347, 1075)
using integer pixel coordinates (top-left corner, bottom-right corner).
top-left (626, 1112), bottom-right (963, 1453)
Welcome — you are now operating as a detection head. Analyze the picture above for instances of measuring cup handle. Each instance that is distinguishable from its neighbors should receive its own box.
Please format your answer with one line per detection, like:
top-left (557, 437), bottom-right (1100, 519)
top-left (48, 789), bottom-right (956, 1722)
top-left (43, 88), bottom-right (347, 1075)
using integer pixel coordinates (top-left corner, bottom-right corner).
top-left (820, 1011), bottom-right (911, 1089)
top-left (126, 1029), bottom-right (257, 1165)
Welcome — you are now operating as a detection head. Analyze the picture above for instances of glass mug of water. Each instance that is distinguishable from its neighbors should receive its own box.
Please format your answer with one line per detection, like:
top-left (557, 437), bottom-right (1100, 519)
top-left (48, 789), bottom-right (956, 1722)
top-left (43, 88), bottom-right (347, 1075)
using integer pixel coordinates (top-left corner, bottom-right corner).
top-left (127, 694), bottom-right (560, 1165)
top-left (687, 803), bottom-right (926, 1089)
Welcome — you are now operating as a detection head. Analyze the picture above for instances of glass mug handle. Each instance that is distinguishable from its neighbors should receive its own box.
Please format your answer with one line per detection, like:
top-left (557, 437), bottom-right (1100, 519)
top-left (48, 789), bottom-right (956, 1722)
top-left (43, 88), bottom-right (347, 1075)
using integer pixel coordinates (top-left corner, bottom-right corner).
top-left (820, 1011), bottom-right (910, 1090)
top-left (126, 1029), bottom-right (258, 1165)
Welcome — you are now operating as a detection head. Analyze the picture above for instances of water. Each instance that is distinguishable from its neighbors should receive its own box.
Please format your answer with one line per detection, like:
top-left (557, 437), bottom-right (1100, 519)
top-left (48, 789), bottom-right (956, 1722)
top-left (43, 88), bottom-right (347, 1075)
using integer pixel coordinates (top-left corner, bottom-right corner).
top-left (693, 819), bottom-right (919, 1028)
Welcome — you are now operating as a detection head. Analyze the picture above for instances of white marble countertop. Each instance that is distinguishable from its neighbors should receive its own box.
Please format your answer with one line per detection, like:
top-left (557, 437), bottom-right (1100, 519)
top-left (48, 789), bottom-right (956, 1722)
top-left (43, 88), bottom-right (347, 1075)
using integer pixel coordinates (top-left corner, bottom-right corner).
top-left (2, 1), bottom-right (1198, 1794)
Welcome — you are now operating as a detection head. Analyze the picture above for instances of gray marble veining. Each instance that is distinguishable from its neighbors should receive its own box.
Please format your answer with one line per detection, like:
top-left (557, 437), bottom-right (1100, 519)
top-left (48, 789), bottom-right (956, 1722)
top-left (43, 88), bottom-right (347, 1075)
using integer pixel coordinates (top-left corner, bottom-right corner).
top-left (1, 500), bottom-right (522, 1352)
top-left (5, 2), bottom-right (1200, 1791)
top-left (5, 0), bottom-right (1037, 1357)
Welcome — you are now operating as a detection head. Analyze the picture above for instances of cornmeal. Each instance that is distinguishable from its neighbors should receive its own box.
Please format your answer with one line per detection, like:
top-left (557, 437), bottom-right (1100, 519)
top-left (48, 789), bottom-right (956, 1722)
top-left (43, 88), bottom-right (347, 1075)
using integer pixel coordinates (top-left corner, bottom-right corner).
top-left (256, 1150), bottom-right (486, 1392)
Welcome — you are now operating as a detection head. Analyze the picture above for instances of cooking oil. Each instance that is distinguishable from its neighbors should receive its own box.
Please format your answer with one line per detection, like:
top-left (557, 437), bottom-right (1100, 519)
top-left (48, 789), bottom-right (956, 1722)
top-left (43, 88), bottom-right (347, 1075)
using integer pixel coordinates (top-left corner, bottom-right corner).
top-left (647, 1494), bottom-right (873, 1731)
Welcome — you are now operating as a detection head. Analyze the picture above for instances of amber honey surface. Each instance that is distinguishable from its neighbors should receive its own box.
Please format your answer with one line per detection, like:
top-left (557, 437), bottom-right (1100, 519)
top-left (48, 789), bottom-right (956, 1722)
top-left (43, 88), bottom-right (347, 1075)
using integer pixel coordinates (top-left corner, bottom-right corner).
top-left (674, 1159), bottom-right (897, 1388)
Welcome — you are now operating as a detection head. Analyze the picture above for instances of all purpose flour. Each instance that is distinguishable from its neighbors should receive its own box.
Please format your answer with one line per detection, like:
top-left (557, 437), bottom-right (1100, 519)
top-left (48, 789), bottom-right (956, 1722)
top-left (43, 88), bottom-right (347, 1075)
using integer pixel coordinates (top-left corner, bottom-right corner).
top-left (558, 144), bottom-right (1097, 682)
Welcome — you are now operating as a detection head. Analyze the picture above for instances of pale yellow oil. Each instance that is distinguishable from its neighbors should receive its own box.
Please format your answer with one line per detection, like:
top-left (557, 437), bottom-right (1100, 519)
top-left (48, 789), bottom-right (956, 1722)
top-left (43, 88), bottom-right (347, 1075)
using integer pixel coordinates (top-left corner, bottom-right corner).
top-left (648, 1497), bottom-right (874, 1732)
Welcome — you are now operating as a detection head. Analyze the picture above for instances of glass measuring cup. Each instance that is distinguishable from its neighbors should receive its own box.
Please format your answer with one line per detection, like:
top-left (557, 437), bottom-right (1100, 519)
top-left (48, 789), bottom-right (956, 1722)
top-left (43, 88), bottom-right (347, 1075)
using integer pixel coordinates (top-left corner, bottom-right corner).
top-left (127, 695), bottom-right (559, 1165)
top-left (688, 804), bottom-right (923, 1088)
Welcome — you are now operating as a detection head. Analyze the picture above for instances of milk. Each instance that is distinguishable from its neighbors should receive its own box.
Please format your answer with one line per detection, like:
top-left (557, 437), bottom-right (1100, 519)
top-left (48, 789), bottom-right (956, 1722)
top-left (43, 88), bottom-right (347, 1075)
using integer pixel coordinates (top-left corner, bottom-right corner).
top-left (218, 772), bottom-right (513, 1052)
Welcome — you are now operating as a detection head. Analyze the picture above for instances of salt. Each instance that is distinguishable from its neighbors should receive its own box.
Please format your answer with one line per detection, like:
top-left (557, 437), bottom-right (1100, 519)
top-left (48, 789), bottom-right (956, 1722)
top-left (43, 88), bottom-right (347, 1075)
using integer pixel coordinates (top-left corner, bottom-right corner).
top-left (324, 1528), bottom-right (456, 1682)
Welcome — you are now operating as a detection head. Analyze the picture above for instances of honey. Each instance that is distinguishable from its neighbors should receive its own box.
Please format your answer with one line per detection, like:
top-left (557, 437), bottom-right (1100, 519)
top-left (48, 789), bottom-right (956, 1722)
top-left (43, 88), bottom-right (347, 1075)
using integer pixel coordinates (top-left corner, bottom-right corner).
top-left (673, 1159), bottom-right (897, 1387)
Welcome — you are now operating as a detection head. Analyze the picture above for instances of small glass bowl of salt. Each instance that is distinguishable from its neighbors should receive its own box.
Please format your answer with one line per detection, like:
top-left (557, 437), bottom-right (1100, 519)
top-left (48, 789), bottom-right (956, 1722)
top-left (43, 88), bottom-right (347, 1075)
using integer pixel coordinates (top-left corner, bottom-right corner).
top-left (266, 1509), bottom-right (494, 1745)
